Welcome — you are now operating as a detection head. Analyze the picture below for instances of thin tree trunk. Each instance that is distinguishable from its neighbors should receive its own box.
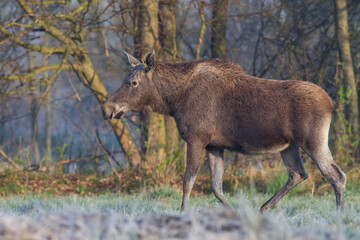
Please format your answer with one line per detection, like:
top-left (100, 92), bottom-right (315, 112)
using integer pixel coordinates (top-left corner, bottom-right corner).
top-left (334, 0), bottom-right (359, 140)
top-left (28, 52), bottom-right (40, 167)
top-left (44, 88), bottom-right (52, 162)
top-left (210, 0), bottom-right (228, 59)
top-left (195, 1), bottom-right (206, 60)
top-left (159, 0), bottom-right (180, 155)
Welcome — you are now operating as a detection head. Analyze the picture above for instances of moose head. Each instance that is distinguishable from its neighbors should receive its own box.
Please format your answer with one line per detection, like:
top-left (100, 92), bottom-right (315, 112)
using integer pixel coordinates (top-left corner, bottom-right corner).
top-left (102, 50), bottom-right (156, 120)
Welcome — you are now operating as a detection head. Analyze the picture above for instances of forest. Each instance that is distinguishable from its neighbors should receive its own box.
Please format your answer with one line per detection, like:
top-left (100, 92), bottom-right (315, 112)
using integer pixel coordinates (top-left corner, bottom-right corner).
top-left (0, 0), bottom-right (360, 239)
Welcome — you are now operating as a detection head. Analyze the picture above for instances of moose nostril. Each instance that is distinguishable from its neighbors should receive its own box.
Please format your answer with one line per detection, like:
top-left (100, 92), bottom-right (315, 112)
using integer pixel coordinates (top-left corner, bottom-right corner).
top-left (109, 112), bottom-right (114, 119)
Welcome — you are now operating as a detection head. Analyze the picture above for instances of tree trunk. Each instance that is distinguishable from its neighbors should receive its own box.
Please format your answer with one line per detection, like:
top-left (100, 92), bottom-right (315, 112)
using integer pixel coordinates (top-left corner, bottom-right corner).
top-left (211, 0), bottom-right (228, 59)
top-left (44, 85), bottom-right (52, 162)
top-left (134, 0), bottom-right (167, 165)
top-left (334, 0), bottom-right (359, 140)
top-left (137, 0), bottom-right (160, 53)
top-left (159, 0), bottom-right (178, 60)
top-left (159, 0), bottom-right (180, 155)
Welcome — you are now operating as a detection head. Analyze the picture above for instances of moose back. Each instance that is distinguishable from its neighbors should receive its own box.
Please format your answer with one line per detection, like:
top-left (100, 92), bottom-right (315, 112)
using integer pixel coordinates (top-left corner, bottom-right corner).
top-left (103, 50), bottom-right (346, 213)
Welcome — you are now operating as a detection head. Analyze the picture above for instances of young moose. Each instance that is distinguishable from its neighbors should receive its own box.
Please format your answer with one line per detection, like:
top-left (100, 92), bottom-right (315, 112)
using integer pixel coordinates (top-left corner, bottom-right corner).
top-left (103, 50), bottom-right (346, 213)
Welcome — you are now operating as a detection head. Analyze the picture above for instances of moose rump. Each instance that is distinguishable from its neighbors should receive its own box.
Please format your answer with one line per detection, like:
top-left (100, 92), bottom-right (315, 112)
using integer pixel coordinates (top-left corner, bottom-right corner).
top-left (103, 50), bottom-right (346, 213)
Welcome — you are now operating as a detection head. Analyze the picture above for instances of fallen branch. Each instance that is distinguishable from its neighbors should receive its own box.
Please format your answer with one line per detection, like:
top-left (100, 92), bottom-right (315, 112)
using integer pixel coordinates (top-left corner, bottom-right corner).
top-left (0, 149), bottom-right (22, 171)
top-left (28, 157), bottom-right (93, 171)
top-left (42, 157), bottom-right (91, 167)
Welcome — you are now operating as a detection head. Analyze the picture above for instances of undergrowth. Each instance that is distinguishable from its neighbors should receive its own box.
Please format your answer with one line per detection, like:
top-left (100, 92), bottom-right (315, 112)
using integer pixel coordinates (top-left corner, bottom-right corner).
top-left (0, 157), bottom-right (359, 198)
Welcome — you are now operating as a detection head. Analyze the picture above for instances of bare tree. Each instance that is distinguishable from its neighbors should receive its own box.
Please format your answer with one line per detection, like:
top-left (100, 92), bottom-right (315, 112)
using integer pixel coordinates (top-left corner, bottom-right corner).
top-left (0, 0), bottom-right (142, 167)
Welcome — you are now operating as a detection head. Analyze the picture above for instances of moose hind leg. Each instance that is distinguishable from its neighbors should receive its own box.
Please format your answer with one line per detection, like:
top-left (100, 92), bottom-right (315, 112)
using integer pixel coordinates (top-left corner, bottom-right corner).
top-left (207, 148), bottom-right (232, 209)
top-left (304, 144), bottom-right (346, 210)
top-left (260, 144), bottom-right (308, 214)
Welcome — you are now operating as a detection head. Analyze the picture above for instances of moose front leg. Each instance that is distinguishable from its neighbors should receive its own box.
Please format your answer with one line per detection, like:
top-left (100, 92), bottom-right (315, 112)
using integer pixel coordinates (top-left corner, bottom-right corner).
top-left (181, 140), bottom-right (204, 212)
top-left (207, 148), bottom-right (233, 210)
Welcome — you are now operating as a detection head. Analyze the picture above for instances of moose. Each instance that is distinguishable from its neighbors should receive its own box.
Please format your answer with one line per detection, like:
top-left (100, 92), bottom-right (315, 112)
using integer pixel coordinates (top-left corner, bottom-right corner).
top-left (102, 50), bottom-right (346, 213)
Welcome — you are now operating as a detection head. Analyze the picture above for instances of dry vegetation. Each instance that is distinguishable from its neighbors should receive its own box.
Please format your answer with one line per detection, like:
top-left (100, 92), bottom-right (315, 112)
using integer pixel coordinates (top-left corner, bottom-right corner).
top-left (0, 208), bottom-right (323, 240)
top-left (0, 191), bottom-right (359, 240)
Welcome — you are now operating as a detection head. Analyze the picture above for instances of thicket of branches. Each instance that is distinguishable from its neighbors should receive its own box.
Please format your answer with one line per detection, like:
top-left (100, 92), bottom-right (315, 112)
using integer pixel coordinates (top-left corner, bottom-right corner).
top-left (0, 0), bottom-right (359, 176)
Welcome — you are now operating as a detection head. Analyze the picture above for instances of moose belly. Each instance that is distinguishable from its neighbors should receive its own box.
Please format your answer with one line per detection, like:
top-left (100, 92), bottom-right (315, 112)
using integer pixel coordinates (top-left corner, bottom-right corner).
top-left (209, 133), bottom-right (291, 155)
top-left (236, 143), bottom-right (290, 155)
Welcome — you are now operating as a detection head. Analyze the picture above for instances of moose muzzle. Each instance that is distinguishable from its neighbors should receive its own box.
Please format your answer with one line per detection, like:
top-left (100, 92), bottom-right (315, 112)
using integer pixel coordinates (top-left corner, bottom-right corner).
top-left (102, 102), bottom-right (128, 120)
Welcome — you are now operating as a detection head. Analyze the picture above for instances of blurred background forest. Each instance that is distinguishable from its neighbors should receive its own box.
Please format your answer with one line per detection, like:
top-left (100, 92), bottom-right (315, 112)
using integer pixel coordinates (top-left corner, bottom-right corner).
top-left (0, 0), bottom-right (359, 195)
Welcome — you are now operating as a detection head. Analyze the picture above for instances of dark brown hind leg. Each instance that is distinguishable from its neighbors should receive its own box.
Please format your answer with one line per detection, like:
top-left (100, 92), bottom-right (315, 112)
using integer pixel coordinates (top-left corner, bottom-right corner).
top-left (303, 144), bottom-right (346, 210)
top-left (260, 144), bottom-right (308, 214)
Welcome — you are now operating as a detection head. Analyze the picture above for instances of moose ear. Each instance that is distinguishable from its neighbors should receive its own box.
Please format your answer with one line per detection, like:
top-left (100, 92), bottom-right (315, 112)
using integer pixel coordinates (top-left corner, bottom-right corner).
top-left (122, 50), bottom-right (141, 68)
top-left (142, 50), bottom-right (155, 72)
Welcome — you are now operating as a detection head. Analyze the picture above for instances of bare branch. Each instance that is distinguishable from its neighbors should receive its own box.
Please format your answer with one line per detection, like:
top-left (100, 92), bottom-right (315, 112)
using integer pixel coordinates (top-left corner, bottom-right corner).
top-left (29, 0), bottom-right (70, 5)
top-left (29, 157), bottom-right (92, 171)
top-left (1, 63), bottom-right (72, 81)
top-left (16, 0), bottom-right (78, 46)
top-left (0, 25), bottom-right (68, 54)
top-left (71, 0), bottom-right (100, 16)
top-left (3, 22), bottom-right (44, 29)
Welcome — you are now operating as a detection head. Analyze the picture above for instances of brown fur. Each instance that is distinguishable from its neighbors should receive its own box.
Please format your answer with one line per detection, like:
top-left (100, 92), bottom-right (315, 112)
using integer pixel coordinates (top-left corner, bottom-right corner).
top-left (103, 51), bottom-right (346, 213)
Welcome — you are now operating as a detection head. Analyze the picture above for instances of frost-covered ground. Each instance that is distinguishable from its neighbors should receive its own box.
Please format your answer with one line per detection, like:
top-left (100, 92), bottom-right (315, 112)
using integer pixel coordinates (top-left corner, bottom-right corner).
top-left (0, 189), bottom-right (359, 239)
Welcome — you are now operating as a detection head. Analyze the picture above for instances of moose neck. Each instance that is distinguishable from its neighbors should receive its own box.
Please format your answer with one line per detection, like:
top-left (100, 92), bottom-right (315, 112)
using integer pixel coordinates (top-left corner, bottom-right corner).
top-left (147, 61), bottom-right (194, 116)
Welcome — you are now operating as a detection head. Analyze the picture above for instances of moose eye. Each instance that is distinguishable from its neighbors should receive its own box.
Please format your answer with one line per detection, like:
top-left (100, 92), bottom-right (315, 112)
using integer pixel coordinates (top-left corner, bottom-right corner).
top-left (131, 81), bottom-right (138, 86)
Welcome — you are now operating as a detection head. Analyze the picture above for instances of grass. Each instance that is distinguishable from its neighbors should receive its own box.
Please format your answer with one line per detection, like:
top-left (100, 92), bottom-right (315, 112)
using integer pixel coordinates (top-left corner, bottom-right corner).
top-left (0, 164), bottom-right (358, 239)
top-left (0, 188), bottom-right (359, 239)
